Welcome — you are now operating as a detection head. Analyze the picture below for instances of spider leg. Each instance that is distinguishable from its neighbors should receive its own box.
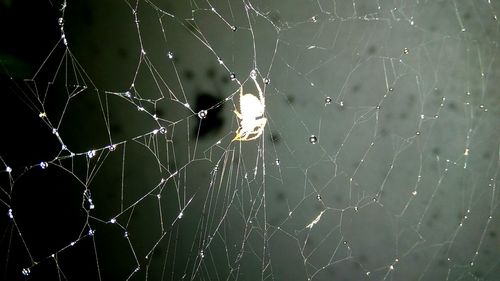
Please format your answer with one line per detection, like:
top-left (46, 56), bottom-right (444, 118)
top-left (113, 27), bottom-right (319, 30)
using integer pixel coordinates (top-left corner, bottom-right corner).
top-left (238, 118), bottom-right (267, 141)
top-left (233, 109), bottom-right (242, 119)
top-left (251, 73), bottom-right (265, 108)
top-left (233, 127), bottom-right (247, 141)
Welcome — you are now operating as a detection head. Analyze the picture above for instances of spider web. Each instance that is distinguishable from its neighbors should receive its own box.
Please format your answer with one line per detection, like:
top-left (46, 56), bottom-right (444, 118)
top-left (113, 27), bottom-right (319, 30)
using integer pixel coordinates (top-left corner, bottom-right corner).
top-left (1, 0), bottom-right (499, 280)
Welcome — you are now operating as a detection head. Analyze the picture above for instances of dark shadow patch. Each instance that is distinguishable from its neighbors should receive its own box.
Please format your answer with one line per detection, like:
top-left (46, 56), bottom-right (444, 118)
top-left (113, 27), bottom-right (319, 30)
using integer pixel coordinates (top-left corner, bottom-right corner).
top-left (379, 128), bottom-right (388, 137)
top-left (275, 191), bottom-right (286, 201)
top-left (206, 67), bottom-right (216, 79)
top-left (473, 270), bottom-right (483, 278)
top-left (483, 151), bottom-right (491, 159)
top-left (367, 45), bottom-right (377, 55)
top-left (352, 83), bottom-right (361, 93)
top-left (270, 132), bottom-right (280, 144)
top-left (407, 94), bottom-right (416, 106)
top-left (110, 123), bottom-right (123, 135)
top-left (221, 75), bottom-right (230, 84)
top-left (156, 108), bottom-right (165, 118)
top-left (447, 101), bottom-right (457, 111)
top-left (193, 91), bottom-right (224, 139)
top-left (184, 69), bottom-right (194, 80)
top-left (117, 47), bottom-right (128, 59)
top-left (431, 209), bottom-right (441, 220)
top-left (463, 12), bottom-right (472, 21)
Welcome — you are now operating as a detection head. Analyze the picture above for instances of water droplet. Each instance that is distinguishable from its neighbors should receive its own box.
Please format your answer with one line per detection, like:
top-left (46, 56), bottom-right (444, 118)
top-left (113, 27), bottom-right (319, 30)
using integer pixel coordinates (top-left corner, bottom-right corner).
top-left (343, 240), bottom-right (348, 245)
top-left (110, 218), bottom-right (116, 224)
top-left (8, 209), bottom-right (13, 219)
top-left (309, 135), bottom-right (317, 144)
top-left (167, 52), bottom-right (173, 59)
top-left (250, 69), bottom-right (257, 79)
top-left (22, 268), bottom-right (30, 276)
top-left (217, 57), bottom-right (223, 64)
top-left (231, 25), bottom-right (237, 31)
top-left (316, 194), bottom-right (322, 200)
top-left (230, 73), bottom-right (236, 80)
top-left (415, 131), bottom-right (421, 136)
top-left (87, 150), bottom-right (96, 158)
top-left (275, 158), bottom-right (280, 166)
top-left (88, 229), bottom-right (94, 236)
top-left (178, 212), bottom-right (184, 219)
top-left (198, 110), bottom-right (208, 119)
top-left (403, 47), bottom-right (409, 54)
top-left (159, 127), bottom-right (167, 134)
top-left (325, 97), bottom-right (332, 104)
top-left (200, 250), bottom-right (205, 258)
top-left (109, 144), bottom-right (116, 151)
top-left (40, 162), bottom-right (48, 169)
top-left (6, 166), bottom-right (12, 173)
top-left (263, 77), bottom-right (270, 84)
top-left (124, 231), bottom-right (129, 238)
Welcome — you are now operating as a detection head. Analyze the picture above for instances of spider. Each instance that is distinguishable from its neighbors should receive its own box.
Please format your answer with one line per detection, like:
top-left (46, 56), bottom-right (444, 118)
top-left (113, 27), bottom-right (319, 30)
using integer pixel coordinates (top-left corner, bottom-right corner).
top-left (233, 73), bottom-right (267, 141)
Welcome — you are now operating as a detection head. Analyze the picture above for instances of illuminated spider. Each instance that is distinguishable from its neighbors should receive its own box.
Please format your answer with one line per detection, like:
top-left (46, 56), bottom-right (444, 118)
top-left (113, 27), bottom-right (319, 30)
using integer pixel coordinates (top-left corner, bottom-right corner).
top-left (233, 73), bottom-right (267, 141)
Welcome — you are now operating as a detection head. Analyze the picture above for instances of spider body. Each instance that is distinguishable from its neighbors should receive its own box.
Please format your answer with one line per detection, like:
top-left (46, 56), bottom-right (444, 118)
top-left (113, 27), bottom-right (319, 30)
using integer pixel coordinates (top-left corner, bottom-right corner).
top-left (233, 74), bottom-right (267, 141)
